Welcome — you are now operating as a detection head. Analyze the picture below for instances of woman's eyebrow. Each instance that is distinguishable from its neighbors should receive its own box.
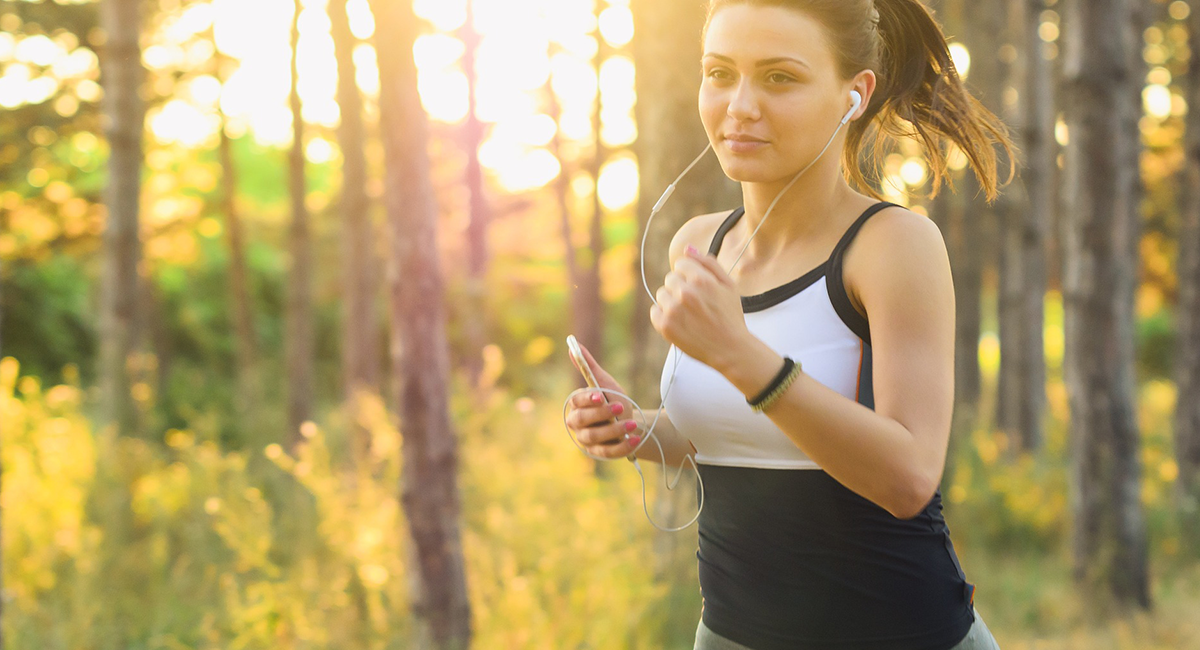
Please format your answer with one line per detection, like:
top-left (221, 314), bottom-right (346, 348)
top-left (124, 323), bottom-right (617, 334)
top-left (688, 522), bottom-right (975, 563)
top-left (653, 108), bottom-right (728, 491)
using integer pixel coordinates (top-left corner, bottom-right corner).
top-left (701, 53), bottom-right (810, 70)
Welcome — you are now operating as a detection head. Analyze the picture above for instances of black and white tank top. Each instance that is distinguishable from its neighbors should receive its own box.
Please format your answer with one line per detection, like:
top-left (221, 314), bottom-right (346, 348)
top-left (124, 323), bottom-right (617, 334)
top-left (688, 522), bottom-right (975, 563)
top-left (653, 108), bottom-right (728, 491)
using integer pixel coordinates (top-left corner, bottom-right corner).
top-left (661, 201), bottom-right (976, 650)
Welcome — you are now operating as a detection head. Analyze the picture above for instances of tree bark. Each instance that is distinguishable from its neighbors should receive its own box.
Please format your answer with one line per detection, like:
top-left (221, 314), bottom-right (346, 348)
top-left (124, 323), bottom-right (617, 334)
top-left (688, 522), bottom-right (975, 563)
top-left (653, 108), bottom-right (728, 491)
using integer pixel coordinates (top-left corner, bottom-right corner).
top-left (578, 5), bottom-right (610, 365)
top-left (213, 32), bottom-right (259, 423)
top-left (330, 0), bottom-right (379, 461)
top-left (370, 0), bottom-right (472, 646)
top-left (944, 0), bottom-right (986, 428)
top-left (99, 0), bottom-right (146, 437)
top-left (1061, 0), bottom-right (1150, 612)
top-left (286, 0), bottom-right (315, 446)
top-left (997, 0), bottom-right (1051, 453)
top-left (459, 0), bottom-right (491, 391)
top-left (1177, 0), bottom-right (1200, 539)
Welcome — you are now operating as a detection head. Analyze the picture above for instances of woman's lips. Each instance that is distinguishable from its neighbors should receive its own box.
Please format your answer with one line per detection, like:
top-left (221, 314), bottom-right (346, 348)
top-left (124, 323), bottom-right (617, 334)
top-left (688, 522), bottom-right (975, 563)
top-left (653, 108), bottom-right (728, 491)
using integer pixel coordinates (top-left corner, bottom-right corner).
top-left (724, 136), bottom-right (768, 153)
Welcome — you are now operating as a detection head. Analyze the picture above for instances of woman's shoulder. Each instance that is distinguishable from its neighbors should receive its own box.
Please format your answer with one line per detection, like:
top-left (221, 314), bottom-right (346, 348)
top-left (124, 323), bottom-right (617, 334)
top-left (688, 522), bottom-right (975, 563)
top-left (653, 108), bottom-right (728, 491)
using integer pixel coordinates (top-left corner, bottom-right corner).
top-left (843, 202), bottom-right (950, 320)
top-left (668, 208), bottom-right (739, 268)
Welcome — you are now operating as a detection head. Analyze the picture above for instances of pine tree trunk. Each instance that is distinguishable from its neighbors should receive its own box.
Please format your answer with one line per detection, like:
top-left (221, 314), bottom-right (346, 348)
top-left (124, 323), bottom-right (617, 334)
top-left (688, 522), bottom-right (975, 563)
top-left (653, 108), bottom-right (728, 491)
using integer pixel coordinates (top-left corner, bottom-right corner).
top-left (370, 0), bottom-right (472, 646)
top-left (330, 0), bottom-right (379, 461)
top-left (997, 0), bottom-right (1050, 453)
top-left (286, 0), bottom-right (315, 445)
top-left (99, 0), bottom-right (145, 437)
top-left (579, 5), bottom-right (609, 364)
top-left (213, 36), bottom-right (259, 423)
top-left (1177, 0), bottom-right (1200, 540)
top-left (459, 0), bottom-right (491, 391)
top-left (944, 0), bottom-right (985, 427)
top-left (1061, 0), bottom-right (1150, 612)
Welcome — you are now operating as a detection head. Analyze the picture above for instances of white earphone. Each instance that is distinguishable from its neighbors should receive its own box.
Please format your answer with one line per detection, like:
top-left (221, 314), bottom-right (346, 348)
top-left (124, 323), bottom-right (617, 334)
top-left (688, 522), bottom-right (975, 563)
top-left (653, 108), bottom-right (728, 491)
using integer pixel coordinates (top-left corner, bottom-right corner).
top-left (843, 89), bottom-right (863, 124)
top-left (563, 90), bottom-right (865, 531)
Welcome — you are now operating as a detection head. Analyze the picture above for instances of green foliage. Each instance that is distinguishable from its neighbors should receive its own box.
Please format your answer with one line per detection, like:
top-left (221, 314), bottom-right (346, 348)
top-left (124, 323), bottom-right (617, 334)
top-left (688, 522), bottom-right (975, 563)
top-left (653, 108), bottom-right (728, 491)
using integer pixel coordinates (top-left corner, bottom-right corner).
top-left (0, 255), bottom-right (96, 385)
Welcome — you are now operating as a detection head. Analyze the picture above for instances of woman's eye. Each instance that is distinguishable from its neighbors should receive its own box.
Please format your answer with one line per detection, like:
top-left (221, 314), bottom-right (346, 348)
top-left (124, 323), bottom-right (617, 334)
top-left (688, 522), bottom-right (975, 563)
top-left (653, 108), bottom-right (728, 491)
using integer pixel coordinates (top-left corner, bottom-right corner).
top-left (768, 72), bottom-right (794, 83)
top-left (706, 69), bottom-right (730, 80)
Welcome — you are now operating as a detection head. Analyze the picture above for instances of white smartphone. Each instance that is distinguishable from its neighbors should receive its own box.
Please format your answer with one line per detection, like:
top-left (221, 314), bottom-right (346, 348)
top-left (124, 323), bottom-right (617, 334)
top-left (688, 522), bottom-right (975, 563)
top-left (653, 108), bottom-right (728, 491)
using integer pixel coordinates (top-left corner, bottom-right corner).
top-left (566, 334), bottom-right (605, 401)
top-left (567, 334), bottom-right (633, 453)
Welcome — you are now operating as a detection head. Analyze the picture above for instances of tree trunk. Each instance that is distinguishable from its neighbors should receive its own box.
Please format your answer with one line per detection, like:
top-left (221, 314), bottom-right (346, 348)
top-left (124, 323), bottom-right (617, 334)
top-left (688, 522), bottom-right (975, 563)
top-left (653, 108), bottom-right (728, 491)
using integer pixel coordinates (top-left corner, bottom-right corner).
top-left (99, 0), bottom-right (146, 437)
top-left (943, 0), bottom-right (986, 428)
top-left (213, 33), bottom-right (259, 423)
top-left (459, 0), bottom-right (491, 392)
top-left (1177, 0), bottom-right (1200, 540)
top-left (578, 6), bottom-right (609, 364)
top-left (286, 0), bottom-right (315, 446)
top-left (1061, 0), bottom-right (1150, 612)
top-left (330, 0), bottom-right (379, 461)
top-left (997, 0), bottom-right (1051, 453)
top-left (370, 0), bottom-right (472, 646)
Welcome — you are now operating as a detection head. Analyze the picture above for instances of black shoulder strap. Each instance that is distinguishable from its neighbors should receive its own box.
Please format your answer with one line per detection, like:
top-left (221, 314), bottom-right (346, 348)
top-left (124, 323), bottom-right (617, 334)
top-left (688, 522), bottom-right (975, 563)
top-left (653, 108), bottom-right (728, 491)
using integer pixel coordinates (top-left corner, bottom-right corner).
top-left (707, 207), bottom-right (745, 256)
top-left (826, 201), bottom-right (899, 345)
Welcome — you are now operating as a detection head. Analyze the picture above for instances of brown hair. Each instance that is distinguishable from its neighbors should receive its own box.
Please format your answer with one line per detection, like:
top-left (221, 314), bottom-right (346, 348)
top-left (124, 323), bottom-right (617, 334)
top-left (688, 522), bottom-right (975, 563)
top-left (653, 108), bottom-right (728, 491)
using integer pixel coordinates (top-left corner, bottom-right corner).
top-left (702, 0), bottom-right (1017, 202)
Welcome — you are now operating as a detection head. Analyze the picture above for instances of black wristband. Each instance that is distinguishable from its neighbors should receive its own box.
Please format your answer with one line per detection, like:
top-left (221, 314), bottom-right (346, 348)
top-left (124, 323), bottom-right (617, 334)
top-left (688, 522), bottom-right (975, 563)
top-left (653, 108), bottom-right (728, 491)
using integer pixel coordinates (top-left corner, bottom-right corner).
top-left (747, 357), bottom-right (795, 407)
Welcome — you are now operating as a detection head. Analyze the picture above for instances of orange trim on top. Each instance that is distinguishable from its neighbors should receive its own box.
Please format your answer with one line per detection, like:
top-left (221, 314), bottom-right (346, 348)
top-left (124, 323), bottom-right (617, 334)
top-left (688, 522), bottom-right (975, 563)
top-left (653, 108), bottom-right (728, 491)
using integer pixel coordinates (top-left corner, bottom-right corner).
top-left (854, 339), bottom-right (864, 401)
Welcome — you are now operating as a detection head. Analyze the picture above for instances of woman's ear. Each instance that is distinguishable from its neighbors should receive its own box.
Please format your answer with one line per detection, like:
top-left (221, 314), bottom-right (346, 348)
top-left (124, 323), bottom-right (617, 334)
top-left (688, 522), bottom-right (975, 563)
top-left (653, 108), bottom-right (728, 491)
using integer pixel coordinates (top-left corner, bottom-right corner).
top-left (849, 69), bottom-right (877, 117)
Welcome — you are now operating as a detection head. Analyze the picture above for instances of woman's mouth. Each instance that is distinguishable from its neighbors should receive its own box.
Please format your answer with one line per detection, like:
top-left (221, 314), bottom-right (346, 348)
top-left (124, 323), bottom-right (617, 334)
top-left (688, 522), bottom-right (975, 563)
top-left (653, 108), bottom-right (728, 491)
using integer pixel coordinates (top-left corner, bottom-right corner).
top-left (724, 136), bottom-right (768, 153)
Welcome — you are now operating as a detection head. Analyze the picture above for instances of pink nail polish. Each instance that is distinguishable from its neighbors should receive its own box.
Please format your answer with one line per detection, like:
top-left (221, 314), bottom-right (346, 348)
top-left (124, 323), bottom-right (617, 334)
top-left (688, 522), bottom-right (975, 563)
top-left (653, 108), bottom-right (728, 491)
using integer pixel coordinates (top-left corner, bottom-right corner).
top-left (625, 420), bottom-right (637, 432)
top-left (629, 436), bottom-right (642, 446)
top-left (612, 403), bottom-right (624, 415)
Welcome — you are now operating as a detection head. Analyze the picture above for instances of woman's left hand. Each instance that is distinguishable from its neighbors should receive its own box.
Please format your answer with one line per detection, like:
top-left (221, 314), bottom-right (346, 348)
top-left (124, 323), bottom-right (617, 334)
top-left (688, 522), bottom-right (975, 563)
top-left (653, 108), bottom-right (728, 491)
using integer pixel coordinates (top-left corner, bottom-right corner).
top-left (650, 245), bottom-right (750, 370)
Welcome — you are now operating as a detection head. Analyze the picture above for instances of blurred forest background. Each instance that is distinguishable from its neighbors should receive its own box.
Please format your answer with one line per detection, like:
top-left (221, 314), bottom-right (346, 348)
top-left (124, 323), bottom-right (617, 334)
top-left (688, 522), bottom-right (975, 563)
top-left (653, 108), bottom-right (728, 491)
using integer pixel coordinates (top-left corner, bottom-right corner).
top-left (3, 0), bottom-right (1200, 648)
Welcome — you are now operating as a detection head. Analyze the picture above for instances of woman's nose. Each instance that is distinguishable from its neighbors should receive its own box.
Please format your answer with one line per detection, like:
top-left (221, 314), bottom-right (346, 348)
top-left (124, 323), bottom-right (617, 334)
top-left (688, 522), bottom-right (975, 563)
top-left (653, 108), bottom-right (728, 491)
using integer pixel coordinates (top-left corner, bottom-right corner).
top-left (726, 78), bottom-right (761, 121)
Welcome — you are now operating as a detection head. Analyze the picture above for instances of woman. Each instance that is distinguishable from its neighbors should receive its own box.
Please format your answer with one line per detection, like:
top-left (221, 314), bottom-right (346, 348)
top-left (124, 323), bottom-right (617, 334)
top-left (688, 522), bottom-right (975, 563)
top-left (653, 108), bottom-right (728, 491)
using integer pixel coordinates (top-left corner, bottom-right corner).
top-left (565, 0), bottom-right (1015, 648)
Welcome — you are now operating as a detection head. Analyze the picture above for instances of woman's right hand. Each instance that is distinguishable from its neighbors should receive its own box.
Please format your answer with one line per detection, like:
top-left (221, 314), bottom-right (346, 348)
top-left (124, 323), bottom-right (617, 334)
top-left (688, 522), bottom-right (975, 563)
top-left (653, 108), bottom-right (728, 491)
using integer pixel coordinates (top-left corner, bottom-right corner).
top-left (566, 341), bottom-right (643, 459)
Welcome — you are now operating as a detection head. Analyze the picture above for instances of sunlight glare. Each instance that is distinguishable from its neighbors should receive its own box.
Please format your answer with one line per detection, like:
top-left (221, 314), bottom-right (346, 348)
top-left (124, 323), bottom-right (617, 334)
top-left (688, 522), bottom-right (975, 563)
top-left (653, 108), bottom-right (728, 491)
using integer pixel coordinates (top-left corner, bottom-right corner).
top-left (415, 0), bottom-right (467, 32)
top-left (347, 0), bottom-right (374, 38)
top-left (15, 34), bottom-right (61, 66)
top-left (597, 156), bottom-right (638, 210)
top-left (149, 98), bottom-right (220, 148)
top-left (1143, 84), bottom-right (1172, 119)
top-left (558, 109), bottom-right (594, 141)
top-left (415, 34), bottom-right (465, 70)
top-left (477, 34), bottom-right (551, 91)
top-left (550, 52), bottom-right (598, 106)
top-left (0, 63), bottom-right (32, 109)
top-left (948, 42), bottom-right (970, 79)
top-left (598, 5), bottom-right (634, 47)
top-left (419, 70), bottom-right (470, 123)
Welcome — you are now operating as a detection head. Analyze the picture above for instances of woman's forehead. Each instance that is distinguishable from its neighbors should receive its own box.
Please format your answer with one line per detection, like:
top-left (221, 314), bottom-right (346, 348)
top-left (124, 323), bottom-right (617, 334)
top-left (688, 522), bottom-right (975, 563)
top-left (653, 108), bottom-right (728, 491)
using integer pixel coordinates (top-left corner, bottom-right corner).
top-left (703, 5), bottom-right (832, 68)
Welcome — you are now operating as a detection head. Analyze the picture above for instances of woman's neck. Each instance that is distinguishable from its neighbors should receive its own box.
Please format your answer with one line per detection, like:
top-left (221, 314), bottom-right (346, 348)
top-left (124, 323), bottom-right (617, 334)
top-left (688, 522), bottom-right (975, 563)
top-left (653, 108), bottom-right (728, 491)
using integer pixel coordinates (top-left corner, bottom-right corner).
top-left (733, 162), bottom-right (857, 265)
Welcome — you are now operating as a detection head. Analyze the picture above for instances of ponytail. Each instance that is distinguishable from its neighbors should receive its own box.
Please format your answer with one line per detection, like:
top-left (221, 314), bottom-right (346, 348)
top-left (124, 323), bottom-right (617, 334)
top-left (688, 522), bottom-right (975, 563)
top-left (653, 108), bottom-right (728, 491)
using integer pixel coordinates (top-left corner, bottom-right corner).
top-left (852, 0), bottom-right (1016, 201)
top-left (704, 0), bottom-right (1018, 202)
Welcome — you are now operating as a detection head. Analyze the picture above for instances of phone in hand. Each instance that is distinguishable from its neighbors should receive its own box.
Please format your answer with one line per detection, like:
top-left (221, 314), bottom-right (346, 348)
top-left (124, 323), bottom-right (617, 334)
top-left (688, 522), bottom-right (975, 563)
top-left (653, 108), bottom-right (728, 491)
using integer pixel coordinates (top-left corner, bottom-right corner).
top-left (566, 333), bottom-right (621, 427)
top-left (566, 335), bottom-right (605, 399)
top-left (567, 335), bottom-right (637, 456)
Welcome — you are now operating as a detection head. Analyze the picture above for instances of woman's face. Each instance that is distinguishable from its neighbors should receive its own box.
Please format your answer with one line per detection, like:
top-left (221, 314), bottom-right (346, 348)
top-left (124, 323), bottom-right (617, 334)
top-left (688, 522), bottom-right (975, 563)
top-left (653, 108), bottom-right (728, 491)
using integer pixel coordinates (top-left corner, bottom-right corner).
top-left (699, 5), bottom-right (853, 182)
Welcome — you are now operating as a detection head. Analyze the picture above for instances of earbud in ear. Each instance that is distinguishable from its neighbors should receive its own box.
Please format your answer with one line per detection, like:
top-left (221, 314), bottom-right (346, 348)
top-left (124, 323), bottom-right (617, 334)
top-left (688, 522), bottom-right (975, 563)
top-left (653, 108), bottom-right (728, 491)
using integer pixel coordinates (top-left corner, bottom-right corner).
top-left (842, 90), bottom-right (863, 125)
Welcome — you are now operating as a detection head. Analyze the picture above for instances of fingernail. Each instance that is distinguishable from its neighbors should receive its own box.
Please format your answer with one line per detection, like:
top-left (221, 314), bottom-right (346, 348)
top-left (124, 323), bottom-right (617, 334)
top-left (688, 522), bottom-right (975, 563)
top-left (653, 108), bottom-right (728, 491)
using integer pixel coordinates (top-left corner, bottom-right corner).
top-left (591, 393), bottom-right (602, 403)
top-left (686, 245), bottom-right (698, 255)
top-left (624, 420), bottom-right (637, 432)
top-left (629, 435), bottom-right (642, 446)
top-left (611, 403), bottom-right (624, 415)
